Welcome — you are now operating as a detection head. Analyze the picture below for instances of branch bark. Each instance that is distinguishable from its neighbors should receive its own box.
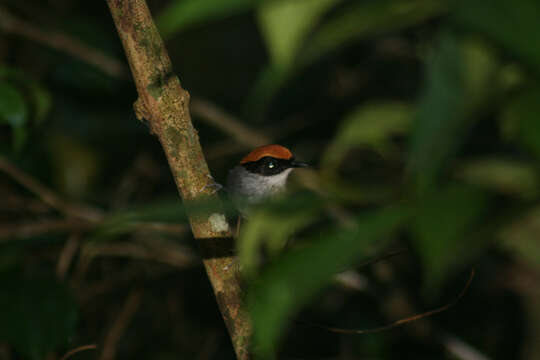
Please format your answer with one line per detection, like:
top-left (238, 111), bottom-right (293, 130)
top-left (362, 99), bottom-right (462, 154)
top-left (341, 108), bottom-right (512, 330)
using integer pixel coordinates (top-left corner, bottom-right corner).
top-left (105, 1), bottom-right (251, 358)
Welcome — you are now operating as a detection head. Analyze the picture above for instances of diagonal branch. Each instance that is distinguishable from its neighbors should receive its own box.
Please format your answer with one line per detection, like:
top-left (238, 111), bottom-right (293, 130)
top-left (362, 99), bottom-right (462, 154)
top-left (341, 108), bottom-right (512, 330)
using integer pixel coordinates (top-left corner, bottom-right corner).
top-left (0, 5), bottom-right (127, 78)
top-left (105, 1), bottom-right (251, 359)
top-left (0, 156), bottom-right (103, 222)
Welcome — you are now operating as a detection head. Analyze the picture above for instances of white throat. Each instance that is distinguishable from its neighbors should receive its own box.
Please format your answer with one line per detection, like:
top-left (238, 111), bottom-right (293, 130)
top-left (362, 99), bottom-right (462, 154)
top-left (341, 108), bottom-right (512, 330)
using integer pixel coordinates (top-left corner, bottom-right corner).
top-left (227, 166), bottom-right (293, 203)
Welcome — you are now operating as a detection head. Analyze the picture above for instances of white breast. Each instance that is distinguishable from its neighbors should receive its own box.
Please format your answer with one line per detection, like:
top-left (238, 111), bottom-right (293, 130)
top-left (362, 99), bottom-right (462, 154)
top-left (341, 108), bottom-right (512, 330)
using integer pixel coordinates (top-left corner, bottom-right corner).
top-left (227, 166), bottom-right (293, 213)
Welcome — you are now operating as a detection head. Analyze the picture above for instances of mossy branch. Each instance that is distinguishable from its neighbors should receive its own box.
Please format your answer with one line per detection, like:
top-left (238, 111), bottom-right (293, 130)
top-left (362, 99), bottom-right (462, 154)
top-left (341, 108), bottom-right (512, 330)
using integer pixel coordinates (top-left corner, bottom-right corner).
top-left (105, 1), bottom-right (251, 358)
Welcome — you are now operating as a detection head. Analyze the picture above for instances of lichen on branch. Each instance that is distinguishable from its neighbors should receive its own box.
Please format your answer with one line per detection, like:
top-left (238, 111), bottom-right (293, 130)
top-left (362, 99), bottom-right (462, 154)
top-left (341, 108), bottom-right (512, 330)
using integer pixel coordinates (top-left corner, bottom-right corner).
top-left (105, 1), bottom-right (252, 358)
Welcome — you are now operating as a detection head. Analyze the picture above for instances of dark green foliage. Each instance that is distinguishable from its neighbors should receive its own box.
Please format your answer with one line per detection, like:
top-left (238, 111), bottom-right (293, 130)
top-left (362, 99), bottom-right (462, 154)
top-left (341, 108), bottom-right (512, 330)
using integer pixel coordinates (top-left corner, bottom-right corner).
top-left (1, 0), bottom-right (540, 359)
top-left (411, 184), bottom-right (490, 290)
top-left (501, 87), bottom-right (540, 160)
top-left (453, 0), bottom-right (540, 75)
top-left (248, 206), bottom-right (408, 358)
top-left (0, 272), bottom-right (78, 360)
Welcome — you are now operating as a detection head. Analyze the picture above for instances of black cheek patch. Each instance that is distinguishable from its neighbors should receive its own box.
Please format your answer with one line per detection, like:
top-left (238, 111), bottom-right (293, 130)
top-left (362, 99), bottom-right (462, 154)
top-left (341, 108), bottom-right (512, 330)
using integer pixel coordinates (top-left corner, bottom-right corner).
top-left (242, 156), bottom-right (293, 176)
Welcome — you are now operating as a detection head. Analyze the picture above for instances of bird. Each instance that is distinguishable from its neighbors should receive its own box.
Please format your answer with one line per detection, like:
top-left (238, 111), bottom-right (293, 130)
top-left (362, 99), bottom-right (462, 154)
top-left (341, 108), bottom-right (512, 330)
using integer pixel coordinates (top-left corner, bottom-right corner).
top-left (226, 144), bottom-right (308, 218)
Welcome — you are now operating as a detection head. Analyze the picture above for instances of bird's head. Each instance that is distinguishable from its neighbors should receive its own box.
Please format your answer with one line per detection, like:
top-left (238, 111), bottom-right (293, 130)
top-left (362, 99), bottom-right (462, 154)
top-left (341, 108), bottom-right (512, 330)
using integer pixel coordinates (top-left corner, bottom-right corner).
top-left (227, 144), bottom-right (308, 211)
top-left (239, 144), bottom-right (308, 175)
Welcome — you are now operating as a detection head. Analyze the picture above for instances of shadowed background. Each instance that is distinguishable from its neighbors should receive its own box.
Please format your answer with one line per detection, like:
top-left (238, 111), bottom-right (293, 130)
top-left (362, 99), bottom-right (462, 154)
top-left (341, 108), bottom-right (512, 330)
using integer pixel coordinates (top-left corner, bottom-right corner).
top-left (1, 0), bottom-right (539, 359)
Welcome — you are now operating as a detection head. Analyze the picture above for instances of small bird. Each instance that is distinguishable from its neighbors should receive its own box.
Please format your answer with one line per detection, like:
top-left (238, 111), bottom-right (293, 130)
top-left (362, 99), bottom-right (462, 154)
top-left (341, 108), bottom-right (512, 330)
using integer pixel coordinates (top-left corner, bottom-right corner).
top-left (227, 144), bottom-right (308, 217)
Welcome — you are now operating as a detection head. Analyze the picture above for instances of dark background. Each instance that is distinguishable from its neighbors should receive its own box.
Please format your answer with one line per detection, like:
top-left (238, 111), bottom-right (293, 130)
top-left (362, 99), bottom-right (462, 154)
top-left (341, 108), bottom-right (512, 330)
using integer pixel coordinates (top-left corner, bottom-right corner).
top-left (1, 0), bottom-right (539, 359)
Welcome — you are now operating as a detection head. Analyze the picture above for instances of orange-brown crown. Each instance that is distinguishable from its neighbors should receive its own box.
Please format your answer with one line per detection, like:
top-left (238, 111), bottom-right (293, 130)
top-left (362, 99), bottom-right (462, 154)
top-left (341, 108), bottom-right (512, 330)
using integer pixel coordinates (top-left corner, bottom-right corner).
top-left (240, 144), bottom-right (293, 164)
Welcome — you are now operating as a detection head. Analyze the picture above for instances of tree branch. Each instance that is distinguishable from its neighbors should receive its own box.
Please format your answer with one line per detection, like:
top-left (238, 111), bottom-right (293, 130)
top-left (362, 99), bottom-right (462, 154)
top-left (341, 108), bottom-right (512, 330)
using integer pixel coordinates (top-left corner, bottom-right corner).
top-left (105, 1), bottom-right (251, 358)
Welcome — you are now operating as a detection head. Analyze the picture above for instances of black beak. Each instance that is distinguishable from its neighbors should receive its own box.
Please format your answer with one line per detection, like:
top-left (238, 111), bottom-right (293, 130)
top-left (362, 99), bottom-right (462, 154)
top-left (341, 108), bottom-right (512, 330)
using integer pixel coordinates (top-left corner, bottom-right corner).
top-left (290, 160), bottom-right (309, 168)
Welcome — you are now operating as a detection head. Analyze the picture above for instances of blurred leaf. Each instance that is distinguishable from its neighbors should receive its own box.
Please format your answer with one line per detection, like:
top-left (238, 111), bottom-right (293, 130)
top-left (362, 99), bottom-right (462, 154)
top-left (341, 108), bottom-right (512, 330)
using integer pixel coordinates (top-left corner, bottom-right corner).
top-left (247, 0), bottom-right (447, 118)
top-left (157, 0), bottom-right (259, 39)
top-left (0, 248), bottom-right (22, 273)
top-left (499, 87), bottom-right (540, 160)
top-left (0, 272), bottom-right (77, 360)
top-left (321, 181), bottom-right (395, 205)
top-left (48, 134), bottom-right (101, 198)
top-left (453, 0), bottom-right (540, 75)
top-left (92, 200), bottom-right (187, 241)
top-left (321, 101), bottom-right (413, 173)
top-left (246, 0), bottom-right (341, 118)
top-left (499, 206), bottom-right (540, 268)
top-left (0, 82), bottom-right (28, 151)
top-left (0, 82), bottom-right (27, 128)
top-left (257, 0), bottom-right (341, 69)
top-left (300, 0), bottom-right (448, 66)
top-left (248, 206), bottom-right (408, 358)
top-left (0, 67), bottom-right (52, 152)
top-left (238, 193), bottom-right (323, 276)
top-left (0, 66), bottom-right (52, 123)
top-left (455, 158), bottom-right (539, 199)
top-left (243, 64), bottom-right (289, 120)
top-left (411, 184), bottom-right (490, 290)
top-left (408, 33), bottom-right (465, 191)
top-left (460, 39), bottom-right (501, 109)
top-left (27, 82), bottom-right (52, 124)
top-left (12, 125), bottom-right (28, 152)
top-left (408, 34), bottom-right (500, 192)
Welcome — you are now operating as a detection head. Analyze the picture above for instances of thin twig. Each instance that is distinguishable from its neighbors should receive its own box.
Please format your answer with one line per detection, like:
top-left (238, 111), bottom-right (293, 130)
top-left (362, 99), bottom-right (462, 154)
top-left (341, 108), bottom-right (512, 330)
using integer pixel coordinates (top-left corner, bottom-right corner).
top-left (100, 289), bottom-right (142, 360)
top-left (60, 344), bottom-right (98, 360)
top-left (82, 241), bottom-right (197, 268)
top-left (334, 249), bottom-right (408, 291)
top-left (56, 234), bottom-right (81, 280)
top-left (111, 152), bottom-right (160, 208)
top-left (191, 97), bottom-right (270, 148)
top-left (204, 140), bottom-right (248, 160)
top-left (0, 219), bottom-right (93, 241)
top-left (0, 6), bottom-right (127, 78)
top-left (0, 192), bottom-right (51, 214)
top-left (298, 268), bottom-right (475, 334)
top-left (357, 248), bottom-right (408, 268)
top-left (0, 157), bottom-right (103, 221)
top-left (0, 218), bottom-right (187, 241)
top-left (133, 222), bottom-right (187, 234)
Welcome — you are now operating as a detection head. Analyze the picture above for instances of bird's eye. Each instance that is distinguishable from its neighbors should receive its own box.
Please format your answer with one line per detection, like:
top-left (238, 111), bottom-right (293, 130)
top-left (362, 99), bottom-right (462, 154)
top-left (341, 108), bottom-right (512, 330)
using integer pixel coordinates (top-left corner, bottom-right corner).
top-left (268, 161), bottom-right (275, 169)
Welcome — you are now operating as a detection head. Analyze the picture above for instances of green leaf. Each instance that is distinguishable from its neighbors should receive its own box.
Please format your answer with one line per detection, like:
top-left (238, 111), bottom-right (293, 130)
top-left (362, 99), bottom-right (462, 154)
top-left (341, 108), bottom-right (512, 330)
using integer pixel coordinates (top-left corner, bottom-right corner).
top-left (246, 0), bottom-right (341, 117)
top-left (455, 158), bottom-right (539, 199)
top-left (157, 0), bottom-right (258, 39)
top-left (238, 193), bottom-right (323, 276)
top-left (27, 83), bottom-right (52, 124)
top-left (0, 82), bottom-right (28, 128)
top-left (321, 101), bottom-right (413, 173)
top-left (500, 206), bottom-right (540, 268)
top-left (247, 0), bottom-right (447, 118)
top-left (300, 0), bottom-right (448, 66)
top-left (453, 0), bottom-right (540, 76)
top-left (408, 34), bottom-right (500, 192)
top-left (48, 134), bottom-right (101, 198)
top-left (408, 33), bottom-right (466, 191)
top-left (257, 0), bottom-right (341, 69)
top-left (248, 206), bottom-right (408, 358)
top-left (12, 125), bottom-right (28, 152)
top-left (411, 184), bottom-right (490, 290)
top-left (0, 66), bottom-right (52, 124)
top-left (499, 87), bottom-right (540, 160)
top-left (243, 64), bottom-right (290, 120)
top-left (0, 272), bottom-right (78, 360)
